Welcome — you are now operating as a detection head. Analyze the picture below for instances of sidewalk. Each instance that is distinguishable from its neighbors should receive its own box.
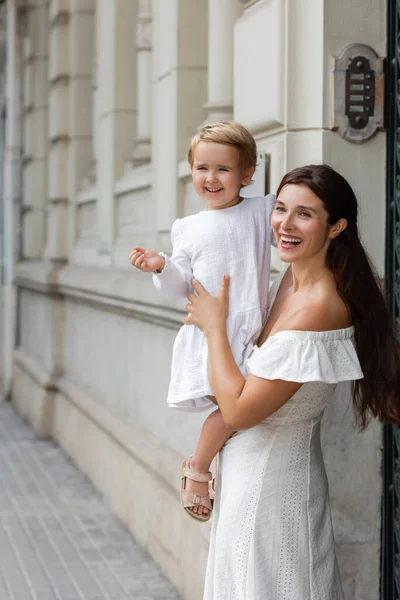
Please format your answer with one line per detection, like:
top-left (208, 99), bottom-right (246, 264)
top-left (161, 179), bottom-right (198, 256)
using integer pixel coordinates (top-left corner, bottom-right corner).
top-left (0, 403), bottom-right (182, 600)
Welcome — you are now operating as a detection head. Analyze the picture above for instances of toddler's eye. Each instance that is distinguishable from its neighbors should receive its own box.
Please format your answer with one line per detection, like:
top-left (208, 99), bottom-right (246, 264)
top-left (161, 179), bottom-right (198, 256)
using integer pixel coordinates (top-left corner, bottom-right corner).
top-left (219, 168), bottom-right (228, 172)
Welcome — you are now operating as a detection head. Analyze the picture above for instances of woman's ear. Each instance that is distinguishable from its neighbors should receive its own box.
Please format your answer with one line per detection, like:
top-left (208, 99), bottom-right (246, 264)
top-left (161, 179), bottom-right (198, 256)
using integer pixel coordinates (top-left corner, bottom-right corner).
top-left (328, 218), bottom-right (348, 239)
top-left (241, 166), bottom-right (256, 187)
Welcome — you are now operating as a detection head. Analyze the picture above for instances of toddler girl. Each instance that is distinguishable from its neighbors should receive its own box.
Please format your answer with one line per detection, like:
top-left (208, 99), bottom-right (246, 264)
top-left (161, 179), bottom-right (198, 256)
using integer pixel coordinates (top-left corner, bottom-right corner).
top-left (129, 122), bottom-right (274, 521)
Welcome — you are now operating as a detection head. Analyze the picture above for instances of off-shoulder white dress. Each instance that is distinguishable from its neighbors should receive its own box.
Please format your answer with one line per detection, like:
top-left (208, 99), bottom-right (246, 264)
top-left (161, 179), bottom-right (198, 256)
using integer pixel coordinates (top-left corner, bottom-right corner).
top-left (203, 269), bottom-right (363, 600)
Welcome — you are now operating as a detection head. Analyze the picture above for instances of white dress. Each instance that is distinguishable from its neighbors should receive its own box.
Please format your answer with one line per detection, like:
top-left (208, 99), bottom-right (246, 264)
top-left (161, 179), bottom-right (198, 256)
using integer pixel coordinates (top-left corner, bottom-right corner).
top-left (203, 269), bottom-right (364, 600)
top-left (153, 195), bottom-right (275, 412)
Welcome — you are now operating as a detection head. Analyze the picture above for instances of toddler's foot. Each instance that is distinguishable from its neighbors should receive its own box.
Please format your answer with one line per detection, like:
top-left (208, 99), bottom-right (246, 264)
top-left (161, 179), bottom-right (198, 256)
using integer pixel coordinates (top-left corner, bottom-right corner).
top-left (181, 456), bottom-right (213, 521)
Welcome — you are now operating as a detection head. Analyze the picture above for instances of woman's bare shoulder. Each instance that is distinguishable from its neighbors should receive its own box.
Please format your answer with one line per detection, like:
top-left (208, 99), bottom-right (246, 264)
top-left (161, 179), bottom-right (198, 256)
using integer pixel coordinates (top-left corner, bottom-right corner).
top-left (288, 292), bottom-right (350, 332)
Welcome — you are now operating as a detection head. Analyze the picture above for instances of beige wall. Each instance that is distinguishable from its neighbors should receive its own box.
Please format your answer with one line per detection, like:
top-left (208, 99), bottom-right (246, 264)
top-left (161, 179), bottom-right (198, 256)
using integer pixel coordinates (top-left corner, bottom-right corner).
top-left (1, 1), bottom-right (385, 599)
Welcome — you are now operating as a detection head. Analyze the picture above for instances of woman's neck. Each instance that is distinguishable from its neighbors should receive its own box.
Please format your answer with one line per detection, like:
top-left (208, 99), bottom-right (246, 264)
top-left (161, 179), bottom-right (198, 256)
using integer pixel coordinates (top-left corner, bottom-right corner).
top-left (289, 258), bottom-right (331, 293)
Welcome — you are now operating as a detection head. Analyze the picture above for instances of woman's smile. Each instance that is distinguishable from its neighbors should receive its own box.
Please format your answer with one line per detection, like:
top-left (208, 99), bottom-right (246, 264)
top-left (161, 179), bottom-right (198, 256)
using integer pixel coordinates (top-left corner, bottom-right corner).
top-left (279, 234), bottom-right (303, 249)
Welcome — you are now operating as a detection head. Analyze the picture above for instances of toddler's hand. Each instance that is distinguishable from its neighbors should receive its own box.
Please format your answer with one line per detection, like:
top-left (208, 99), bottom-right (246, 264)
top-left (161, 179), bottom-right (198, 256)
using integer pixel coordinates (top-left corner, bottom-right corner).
top-left (129, 247), bottom-right (165, 273)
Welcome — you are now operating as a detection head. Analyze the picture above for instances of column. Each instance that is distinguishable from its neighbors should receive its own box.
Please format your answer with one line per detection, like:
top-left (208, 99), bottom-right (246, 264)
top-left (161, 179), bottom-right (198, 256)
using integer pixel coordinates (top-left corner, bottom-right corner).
top-left (96, 0), bottom-right (137, 260)
top-left (127, 0), bottom-right (153, 166)
top-left (21, 0), bottom-right (49, 259)
top-left (153, 0), bottom-right (207, 247)
top-left (45, 0), bottom-right (70, 260)
top-left (131, 0), bottom-right (152, 165)
top-left (67, 0), bottom-right (95, 256)
top-left (2, 0), bottom-right (20, 398)
top-left (203, 0), bottom-right (243, 124)
top-left (81, 6), bottom-right (98, 189)
top-left (81, 54), bottom-right (97, 187)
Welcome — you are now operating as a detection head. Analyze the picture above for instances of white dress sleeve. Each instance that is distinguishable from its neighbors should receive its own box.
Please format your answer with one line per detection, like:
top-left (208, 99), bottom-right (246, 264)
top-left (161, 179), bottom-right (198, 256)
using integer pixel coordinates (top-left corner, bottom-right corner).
top-left (246, 329), bottom-right (363, 383)
top-left (152, 219), bottom-right (194, 299)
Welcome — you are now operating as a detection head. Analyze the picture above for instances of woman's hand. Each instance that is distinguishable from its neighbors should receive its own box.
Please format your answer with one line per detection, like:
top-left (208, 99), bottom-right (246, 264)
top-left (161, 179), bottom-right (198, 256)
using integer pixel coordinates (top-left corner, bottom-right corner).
top-left (183, 275), bottom-right (230, 337)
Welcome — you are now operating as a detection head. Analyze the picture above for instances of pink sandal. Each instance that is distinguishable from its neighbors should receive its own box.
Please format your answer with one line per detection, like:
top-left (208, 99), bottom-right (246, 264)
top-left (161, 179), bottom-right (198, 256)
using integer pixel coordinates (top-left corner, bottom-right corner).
top-left (181, 456), bottom-right (213, 522)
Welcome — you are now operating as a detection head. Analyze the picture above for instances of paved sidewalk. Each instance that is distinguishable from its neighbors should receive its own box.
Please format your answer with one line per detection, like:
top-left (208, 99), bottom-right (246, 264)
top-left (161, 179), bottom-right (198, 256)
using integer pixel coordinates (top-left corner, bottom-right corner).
top-left (0, 403), bottom-right (182, 600)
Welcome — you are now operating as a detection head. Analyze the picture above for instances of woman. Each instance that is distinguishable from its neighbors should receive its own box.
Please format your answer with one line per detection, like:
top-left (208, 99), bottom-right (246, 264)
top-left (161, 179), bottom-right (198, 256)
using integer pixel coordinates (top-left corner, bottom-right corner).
top-left (184, 164), bottom-right (400, 599)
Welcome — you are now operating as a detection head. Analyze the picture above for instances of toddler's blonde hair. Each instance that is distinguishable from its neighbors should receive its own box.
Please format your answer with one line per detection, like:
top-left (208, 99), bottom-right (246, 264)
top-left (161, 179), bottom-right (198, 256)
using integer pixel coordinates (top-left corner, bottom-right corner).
top-left (187, 121), bottom-right (257, 174)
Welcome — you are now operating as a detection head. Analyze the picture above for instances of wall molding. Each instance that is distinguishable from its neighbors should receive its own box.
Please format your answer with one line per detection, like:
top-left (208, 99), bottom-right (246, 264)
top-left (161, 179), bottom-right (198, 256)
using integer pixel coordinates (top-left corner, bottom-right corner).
top-left (15, 261), bottom-right (184, 329)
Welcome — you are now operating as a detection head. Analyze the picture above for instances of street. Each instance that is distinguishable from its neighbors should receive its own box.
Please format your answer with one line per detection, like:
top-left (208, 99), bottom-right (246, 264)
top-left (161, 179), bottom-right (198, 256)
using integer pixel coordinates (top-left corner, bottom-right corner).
top-left (0, 403), bottom-right (182, 600)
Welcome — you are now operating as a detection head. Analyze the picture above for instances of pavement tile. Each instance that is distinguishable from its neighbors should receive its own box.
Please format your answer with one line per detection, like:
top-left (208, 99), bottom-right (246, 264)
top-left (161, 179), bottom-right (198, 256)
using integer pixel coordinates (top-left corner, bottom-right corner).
top-left (0, 403), bottom-right (183, 600)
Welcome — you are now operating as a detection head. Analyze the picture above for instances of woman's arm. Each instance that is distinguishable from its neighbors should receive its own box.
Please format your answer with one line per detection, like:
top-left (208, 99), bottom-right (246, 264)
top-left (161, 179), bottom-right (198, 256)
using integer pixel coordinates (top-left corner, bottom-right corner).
top-left (185, 277), bottom-right (302, 429)
top-left (206, 328), bottom-right (302, 429)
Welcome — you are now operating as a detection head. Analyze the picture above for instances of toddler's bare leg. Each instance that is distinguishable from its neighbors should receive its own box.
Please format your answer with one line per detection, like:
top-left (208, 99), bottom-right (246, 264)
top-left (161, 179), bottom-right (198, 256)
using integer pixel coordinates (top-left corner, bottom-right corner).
top-left (186, 408), bottom-right (233, 516)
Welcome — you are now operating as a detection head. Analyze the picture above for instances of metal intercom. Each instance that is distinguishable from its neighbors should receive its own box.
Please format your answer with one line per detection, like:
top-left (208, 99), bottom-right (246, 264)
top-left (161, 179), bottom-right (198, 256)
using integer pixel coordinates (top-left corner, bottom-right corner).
top-left (331, 44), bottom-right (384, 143)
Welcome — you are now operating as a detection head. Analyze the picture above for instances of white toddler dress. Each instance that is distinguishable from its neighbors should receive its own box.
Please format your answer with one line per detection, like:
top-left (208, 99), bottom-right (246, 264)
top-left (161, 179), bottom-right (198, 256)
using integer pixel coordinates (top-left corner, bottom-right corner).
top-left (153, 194), bottom-right (275, 411)
top-left (203, 269), bottom-right (364, 599)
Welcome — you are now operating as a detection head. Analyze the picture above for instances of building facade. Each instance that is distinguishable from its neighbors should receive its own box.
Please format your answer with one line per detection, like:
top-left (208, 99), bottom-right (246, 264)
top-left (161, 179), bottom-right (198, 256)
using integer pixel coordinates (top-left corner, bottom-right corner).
top-left (0, 0), bottom-right (391, 598)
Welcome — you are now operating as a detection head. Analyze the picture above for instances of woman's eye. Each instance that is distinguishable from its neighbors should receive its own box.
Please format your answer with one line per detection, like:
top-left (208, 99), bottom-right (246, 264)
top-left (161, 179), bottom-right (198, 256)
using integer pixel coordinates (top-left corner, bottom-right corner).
top-left (300, 212), bottom-right (311, 218)
top-left (274, 206), bottom-right (285, 212)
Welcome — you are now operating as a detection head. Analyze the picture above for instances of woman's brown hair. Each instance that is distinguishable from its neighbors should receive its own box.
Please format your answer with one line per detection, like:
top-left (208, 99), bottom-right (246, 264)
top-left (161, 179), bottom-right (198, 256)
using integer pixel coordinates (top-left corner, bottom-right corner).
top-left (277, 164), bottom-right (400, 428)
